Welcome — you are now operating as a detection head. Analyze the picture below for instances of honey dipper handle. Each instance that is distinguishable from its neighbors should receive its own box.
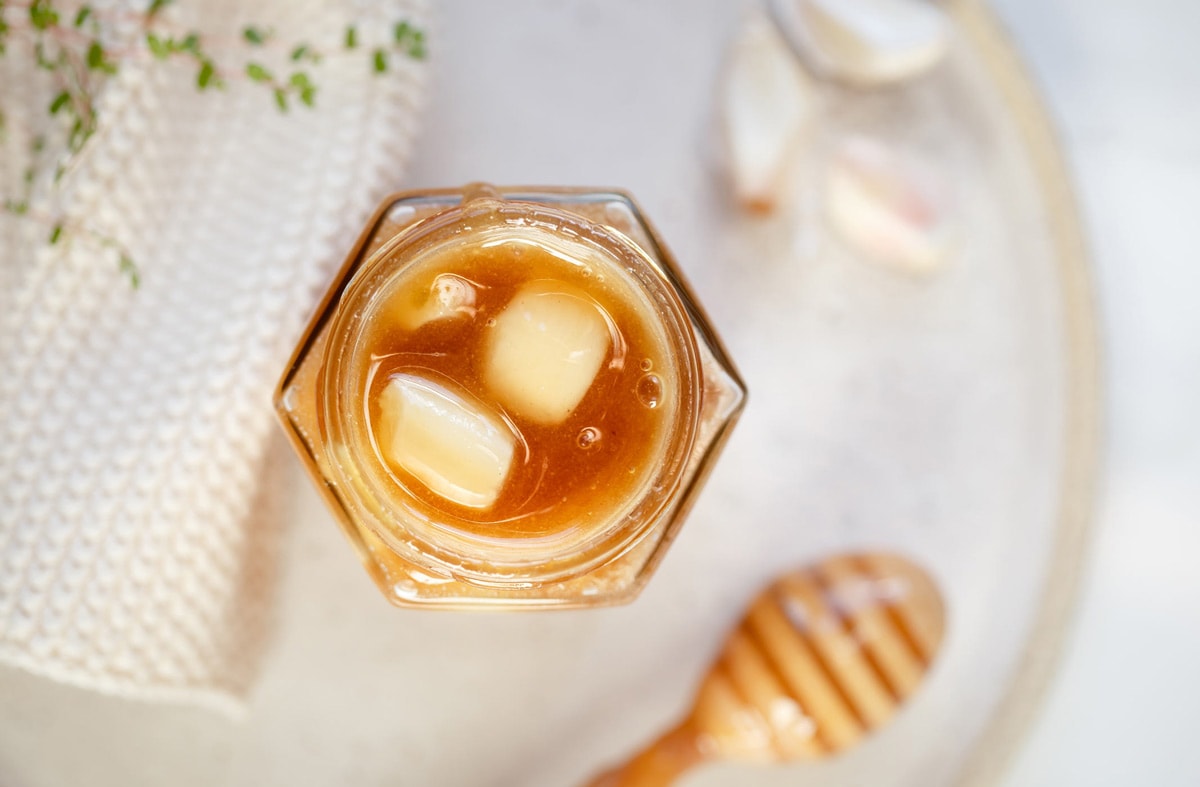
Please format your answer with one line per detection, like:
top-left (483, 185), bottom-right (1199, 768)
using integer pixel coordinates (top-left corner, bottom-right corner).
top-left (584, 720), bottom-right (707, 787)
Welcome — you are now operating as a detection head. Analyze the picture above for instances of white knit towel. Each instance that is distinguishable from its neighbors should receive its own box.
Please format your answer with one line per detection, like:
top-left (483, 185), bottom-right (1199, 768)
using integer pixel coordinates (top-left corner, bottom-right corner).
top-left (0, 0), bottom-right (429, 712)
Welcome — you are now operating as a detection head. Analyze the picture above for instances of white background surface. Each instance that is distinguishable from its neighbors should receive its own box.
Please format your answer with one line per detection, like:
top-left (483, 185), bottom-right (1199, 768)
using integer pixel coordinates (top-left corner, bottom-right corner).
top-left (991, 0), bottom-right (1200, 784)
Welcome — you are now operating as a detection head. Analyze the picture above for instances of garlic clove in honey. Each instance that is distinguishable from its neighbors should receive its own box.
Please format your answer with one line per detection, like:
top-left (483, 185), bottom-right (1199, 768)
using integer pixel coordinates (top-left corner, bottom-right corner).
top-left (720, 8), bottom-right (818, 214)
top-left (391, 272), bottom-right (477, 332)
top-left (484, 280), bottom-right (611, 425)
top-left (774, 0), bottom-right (951, 87)
top-left (825, 136), bottom-right (952, 275)
top-left (584, 552), bottom-right (944, 786)
top-left (375, 373), bottom-right (516, 510)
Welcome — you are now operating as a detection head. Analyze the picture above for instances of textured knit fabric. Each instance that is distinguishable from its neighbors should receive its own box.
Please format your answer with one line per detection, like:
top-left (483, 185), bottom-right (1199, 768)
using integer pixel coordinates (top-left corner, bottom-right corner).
top-left (0, 0), bottom-right (429, 712)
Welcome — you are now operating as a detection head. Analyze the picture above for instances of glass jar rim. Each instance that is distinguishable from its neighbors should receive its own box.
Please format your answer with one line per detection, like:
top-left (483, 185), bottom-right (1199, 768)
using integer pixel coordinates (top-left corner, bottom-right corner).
top-left (319, 191), bottom-right (702, 586)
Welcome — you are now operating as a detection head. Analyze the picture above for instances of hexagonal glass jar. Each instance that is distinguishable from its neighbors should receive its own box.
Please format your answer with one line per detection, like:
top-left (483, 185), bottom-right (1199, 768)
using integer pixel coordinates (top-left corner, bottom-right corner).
top-left (274, 184), bottom-right (745, 608)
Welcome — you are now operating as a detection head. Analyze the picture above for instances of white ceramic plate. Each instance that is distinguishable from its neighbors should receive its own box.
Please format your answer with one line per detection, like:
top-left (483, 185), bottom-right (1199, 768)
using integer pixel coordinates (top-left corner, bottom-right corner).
top-left (0, 2), bottom-right (1098, 786)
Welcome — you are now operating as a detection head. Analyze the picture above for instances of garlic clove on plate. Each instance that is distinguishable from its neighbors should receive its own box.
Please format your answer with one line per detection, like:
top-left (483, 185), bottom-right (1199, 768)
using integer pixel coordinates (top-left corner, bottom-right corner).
top-left (777, 0), bottom-right (951, 87)
top-left (720, 9), bottom-right (818, 214)
top-left (825, 136), bottom-right (951, 275)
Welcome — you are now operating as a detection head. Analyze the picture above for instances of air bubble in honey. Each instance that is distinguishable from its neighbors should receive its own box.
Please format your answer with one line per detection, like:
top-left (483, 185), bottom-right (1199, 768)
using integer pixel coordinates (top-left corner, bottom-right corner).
top-left (636, 373), bottom-right (663, 409)
top-left (577, 427), bottom-right (602, 450)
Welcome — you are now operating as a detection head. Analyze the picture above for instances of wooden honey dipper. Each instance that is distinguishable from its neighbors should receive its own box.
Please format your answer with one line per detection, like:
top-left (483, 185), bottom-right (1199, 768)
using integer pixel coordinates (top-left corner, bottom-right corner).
top-left (586, 552), bottom-right (944, 786)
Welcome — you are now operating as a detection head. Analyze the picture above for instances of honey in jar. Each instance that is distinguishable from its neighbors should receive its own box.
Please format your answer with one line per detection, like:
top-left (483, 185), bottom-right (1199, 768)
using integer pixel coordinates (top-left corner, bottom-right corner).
top-left (275, 184), bottom-right (745, 608)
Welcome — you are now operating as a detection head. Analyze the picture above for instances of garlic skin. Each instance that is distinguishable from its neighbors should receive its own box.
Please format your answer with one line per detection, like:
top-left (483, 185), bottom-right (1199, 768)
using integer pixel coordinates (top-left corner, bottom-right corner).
top-left (772, 0), bottom-right (951, 87)
top-left (825, 136), bottom-right (951, 275)
top-left (720, 9), bottom-right (818, 214)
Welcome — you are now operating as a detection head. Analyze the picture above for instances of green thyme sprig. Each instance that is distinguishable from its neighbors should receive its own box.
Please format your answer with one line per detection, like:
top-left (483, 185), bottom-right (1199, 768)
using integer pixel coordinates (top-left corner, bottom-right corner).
top-left (2, 135), bottom-right (140, 287)
top-left (0, 0), bottom-right (428, 287)
top-left (5, 199), bottom-right (141, 287)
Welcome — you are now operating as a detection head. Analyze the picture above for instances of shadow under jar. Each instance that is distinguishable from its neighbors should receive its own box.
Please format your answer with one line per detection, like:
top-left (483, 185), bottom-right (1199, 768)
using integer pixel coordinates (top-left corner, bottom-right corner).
top-left (275, 184), bottom-right (745, 608)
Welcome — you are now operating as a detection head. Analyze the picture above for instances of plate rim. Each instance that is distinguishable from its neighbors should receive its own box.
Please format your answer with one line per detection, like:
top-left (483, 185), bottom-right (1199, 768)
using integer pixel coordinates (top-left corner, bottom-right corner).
top-left (950, 1), bottom-right (1104, 784)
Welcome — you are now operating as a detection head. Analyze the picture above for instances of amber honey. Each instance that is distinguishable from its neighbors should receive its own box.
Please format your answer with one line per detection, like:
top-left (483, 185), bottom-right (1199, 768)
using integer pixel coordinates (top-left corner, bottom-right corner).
top-left (355, 229), bottom-right (682, 542)
top-left (314, 191), bottom-right (706, 585)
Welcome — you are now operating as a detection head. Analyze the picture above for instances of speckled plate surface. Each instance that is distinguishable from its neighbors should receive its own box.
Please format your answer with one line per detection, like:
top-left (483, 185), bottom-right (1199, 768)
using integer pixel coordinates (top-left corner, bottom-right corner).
top-left (0, 2), bottom-right (1098, 786)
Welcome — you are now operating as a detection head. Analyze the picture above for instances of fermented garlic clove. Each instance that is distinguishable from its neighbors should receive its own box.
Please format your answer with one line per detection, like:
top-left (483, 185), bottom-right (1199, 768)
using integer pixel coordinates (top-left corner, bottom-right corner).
top-left (825, 136), bottom-right (950, 275)
top-left (392, 273), bottom-right (477, 332)
top-left (375, 373), bottom-right (515, 510)
top-left (484, 280), bottom-right (610, 425)
top-left (720, 9), bottom-right (818, 214)
top-left (787, 0), bottom-right (950, 86)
